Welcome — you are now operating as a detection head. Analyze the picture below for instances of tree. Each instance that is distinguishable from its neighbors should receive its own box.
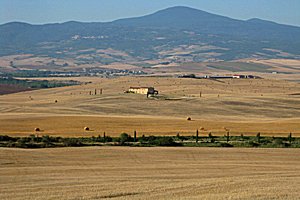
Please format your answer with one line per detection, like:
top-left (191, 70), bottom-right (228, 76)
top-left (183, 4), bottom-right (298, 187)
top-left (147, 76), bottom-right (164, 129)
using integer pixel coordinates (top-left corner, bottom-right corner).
top-left (226, 132), bottom-right (230, 143)
top-left (288, 133), bottom-right (293, 144)
top-left (240, 134), bottom-right (244, 141)
top-left (119, 133), bottom-right (131, 145)
top-left (256, 132), bottom-right (261, 143)
top-left (134, 130), bottom-right (137, 142)
top-left (208, 133), bottom-right (214, 143)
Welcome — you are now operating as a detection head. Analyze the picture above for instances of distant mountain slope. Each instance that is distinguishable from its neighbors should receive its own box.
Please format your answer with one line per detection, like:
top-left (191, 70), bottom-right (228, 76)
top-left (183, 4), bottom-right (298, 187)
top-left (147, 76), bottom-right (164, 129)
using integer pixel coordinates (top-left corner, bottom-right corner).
top-left (0, 6), bottom-right (300, 61)
top-left (114, 6), bottom-right (242, 29)
top-left (114, 6), bottom-right (300, 41)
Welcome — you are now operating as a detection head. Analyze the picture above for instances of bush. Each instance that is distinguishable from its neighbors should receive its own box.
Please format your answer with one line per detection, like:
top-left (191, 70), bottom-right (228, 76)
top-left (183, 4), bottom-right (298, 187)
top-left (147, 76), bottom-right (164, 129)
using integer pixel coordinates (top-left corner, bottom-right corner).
top-left (149, 137), bottom-right (179, 146)
top-left (41, 135), bottom-right (51, 143)
top-left (1, 135), bottom-right (299, 149)
top-left (17, 137), bottom-right (31, 143)
top-left (16, 140), bottom-right (27, 148)
top-left (248, 141), bottom-right (260, 147)
top-left (0, 135), bottom-right (15, 142)
top-left (119, 133), bottom-right (132, 145)
top-left (273, 138), bottom-right (284, 145)
top-left (220, 142), bottom-right (233, 147)
top-left (63, 138), bottom-right (83, 147)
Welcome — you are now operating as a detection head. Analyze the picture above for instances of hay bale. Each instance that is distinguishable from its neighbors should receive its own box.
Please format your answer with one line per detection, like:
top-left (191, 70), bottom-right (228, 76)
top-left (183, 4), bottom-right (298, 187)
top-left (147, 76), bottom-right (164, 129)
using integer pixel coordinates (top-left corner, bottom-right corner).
top-left (187, 117), bottom-right (192, 121)
top-left (35, 128), bottom-right (40, 132)
top-left (200, 127), bottom-right (205, 131)
top-left (84, 127), bottom-right (90, 131)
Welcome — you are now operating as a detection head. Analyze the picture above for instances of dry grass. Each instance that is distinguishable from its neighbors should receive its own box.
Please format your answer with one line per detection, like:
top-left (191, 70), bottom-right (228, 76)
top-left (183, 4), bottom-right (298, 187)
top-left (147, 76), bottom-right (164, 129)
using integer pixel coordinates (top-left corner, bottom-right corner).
top-left (0, 115), bottom-right (299, 137)
top-left (0, 77), bottom-right (299, 137)
top-left (0, 147), bottom-right (300, 200)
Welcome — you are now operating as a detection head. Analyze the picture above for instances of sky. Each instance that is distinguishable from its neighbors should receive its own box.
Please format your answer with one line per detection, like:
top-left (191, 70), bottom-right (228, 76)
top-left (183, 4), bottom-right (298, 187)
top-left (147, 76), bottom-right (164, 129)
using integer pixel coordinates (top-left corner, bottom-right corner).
top-left (1, 0), bottom-right (299, 26)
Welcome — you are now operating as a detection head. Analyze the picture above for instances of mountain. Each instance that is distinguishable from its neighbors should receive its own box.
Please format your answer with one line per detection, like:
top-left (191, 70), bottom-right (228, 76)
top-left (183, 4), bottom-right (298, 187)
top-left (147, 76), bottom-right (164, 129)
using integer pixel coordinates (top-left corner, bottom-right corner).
top-left (0, 6), bottom-right (300, 62)
top-left (114, 6), bottom-right (242, 29)
top-left (115, 6), bottom-right (300, 41)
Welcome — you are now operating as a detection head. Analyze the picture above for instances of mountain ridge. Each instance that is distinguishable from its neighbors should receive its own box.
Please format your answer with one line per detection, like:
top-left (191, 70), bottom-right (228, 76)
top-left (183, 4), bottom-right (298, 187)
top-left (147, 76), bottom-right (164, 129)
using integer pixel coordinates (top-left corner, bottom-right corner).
top-left (1, 6), bottom-right (299, 28)
top-left (0, 6), bottom-right (299, 61)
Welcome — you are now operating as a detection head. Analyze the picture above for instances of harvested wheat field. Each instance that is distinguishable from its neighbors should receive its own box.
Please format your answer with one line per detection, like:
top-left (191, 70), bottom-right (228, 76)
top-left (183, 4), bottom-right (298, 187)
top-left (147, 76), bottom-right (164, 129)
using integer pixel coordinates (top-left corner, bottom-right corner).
top-left (0, 147), bottom-right (300, 200)
top-left (0, 77), bottom-right (300, 137)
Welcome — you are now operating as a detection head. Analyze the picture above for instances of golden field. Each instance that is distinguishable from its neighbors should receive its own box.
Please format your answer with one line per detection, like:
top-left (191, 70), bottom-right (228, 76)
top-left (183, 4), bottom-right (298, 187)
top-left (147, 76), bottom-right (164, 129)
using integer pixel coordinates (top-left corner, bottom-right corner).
top-left (1, 147), bottom-right (300, 200)
top-left (0, 76), bottom-right (300, 137)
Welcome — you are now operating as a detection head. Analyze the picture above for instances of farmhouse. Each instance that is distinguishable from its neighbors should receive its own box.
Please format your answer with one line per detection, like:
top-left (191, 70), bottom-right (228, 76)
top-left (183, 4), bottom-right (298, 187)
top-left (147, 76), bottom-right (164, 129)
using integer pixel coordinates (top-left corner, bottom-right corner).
top-left (233, 74), bottom-right (246, 79)
top-left (128, 87), bottom-right (158, 95)
top-left (233, 74), bottom-right (257, 79)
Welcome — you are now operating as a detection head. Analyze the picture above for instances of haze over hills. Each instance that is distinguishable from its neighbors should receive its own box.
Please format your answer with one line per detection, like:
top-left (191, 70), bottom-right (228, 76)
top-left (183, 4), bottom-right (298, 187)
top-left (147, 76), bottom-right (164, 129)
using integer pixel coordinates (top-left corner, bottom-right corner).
top-left (0, 6), bottom-right (300, 65)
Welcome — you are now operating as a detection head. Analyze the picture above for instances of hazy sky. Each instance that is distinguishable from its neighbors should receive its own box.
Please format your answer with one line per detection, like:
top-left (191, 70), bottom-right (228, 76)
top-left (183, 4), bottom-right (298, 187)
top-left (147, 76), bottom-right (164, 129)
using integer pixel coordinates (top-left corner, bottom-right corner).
top-left (1, 0), bottom-right (299, 26)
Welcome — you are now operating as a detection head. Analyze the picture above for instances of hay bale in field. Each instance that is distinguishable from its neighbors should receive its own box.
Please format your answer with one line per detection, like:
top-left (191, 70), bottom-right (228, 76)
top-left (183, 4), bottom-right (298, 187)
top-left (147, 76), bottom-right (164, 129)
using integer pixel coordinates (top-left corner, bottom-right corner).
top-left (200, 127), bottom-right (205, 131)
top-left (187, 117), bottom-right (192, 121)
top-left (84, 127), bottom-right (90, 131)
top-left (35, 128), bottom-right (40, 132)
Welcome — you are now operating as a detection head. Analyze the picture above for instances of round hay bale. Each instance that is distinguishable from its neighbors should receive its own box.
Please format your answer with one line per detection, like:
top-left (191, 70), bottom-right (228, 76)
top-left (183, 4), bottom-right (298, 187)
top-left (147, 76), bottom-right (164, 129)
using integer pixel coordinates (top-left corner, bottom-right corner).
top-left (187, 117), bottom-right (192, 121)
top-left (35, 128), bottom-right (40, 132)
top-left (84, 127), bottom-right (90, 131)
top-left (200, 127), bottom-right (205, 131)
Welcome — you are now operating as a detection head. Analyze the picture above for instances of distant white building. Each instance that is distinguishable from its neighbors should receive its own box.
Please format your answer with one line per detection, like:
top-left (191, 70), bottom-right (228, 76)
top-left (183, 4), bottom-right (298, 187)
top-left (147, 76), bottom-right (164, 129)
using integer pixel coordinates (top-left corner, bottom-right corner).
top-left (233, 74), bottom-right (244, 79)
top-left (128, 87), bottom-right (158, 95)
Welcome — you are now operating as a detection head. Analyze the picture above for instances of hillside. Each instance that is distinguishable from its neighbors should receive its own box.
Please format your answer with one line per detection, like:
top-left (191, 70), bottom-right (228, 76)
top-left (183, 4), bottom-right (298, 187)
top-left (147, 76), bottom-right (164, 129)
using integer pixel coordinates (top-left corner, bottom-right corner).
top-left (1, 6), bottom-right (300, 65)
top-left (0, 77), bottom-right (299, 137)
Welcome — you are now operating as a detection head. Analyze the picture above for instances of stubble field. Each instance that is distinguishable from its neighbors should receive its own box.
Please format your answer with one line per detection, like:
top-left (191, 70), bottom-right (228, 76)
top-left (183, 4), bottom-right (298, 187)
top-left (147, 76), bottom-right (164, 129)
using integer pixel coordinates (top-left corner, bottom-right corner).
top-left (0, 76), bottom-right (300, 137)
top-left (1, 147), bottom-right (300, 200)
top-left (1, 73), bottom-right (300, 200)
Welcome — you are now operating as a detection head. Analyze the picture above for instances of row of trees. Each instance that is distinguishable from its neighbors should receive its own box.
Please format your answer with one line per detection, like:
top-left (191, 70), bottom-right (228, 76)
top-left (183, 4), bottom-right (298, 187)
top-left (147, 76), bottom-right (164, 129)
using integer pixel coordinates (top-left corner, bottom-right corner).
top-left (0, 132), bottom-right (298, 148)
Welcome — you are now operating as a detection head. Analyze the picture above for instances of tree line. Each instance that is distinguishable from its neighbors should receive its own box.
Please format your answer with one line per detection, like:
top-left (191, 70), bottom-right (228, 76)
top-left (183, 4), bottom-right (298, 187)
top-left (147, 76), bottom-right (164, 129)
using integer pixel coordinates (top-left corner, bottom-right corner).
top-left (0, 76), bottom-right (79, 89)
top-left (0, 132), bottom-right (298, 148)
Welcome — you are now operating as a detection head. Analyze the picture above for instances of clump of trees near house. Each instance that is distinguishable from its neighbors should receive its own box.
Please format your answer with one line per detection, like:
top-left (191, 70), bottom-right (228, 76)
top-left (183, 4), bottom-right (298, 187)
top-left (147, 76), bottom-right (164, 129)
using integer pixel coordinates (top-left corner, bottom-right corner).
top-left (0, 132), bottom-right (299, 149)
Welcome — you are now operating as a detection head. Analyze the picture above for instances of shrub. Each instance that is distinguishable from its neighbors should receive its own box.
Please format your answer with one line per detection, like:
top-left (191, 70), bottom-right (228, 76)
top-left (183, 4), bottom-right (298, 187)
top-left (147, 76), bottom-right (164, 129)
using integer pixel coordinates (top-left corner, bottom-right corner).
top-left (41, 135), bottom-right (51, 144)
top-left (0, 135), bottom-right (14, 142)
top-left (240, 134), bottom-right (244, 140)
top-left (149, 137), bottom-right (179, 146)
top-left (248, 141), bottom-right (260, 147)
top-left (15, 140), bottom-right (28, 148)
top-left (63, 138), bottom-right (82, 147)
top-left (119, 133), bottom-right (132, 145)
top-left (273, 138), bottom-right (284, 146)
top-left (220, 142), bottom-right (233, 147)
top-left (17, 137), bottom-right (30, 143)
